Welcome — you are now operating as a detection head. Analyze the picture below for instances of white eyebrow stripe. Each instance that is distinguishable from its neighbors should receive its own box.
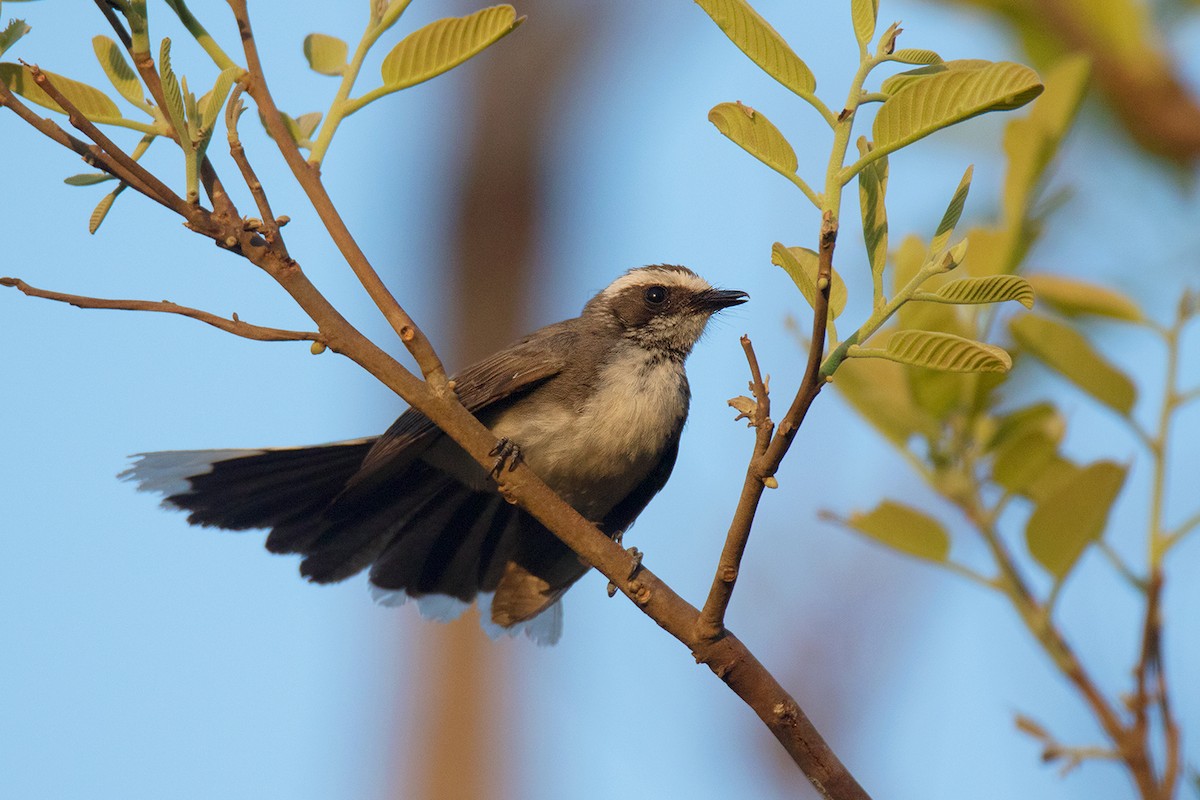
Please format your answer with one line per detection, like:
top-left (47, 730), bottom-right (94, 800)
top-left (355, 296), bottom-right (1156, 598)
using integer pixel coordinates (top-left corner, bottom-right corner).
top-left (600, 267), bottom-right (712, 299)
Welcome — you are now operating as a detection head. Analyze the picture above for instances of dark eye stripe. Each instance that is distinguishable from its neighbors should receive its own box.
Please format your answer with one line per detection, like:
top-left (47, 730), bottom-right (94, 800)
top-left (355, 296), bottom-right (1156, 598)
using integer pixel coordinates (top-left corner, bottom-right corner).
top-left (644, 285), bottom-right (667, 304)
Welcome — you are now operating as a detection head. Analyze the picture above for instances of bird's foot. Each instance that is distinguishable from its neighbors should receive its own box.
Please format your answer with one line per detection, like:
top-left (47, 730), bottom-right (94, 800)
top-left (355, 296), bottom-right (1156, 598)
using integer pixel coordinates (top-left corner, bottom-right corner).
top-left (488, 437), bottom-right (522, 480)
top-left (606, 546), bottom-right (644, 597)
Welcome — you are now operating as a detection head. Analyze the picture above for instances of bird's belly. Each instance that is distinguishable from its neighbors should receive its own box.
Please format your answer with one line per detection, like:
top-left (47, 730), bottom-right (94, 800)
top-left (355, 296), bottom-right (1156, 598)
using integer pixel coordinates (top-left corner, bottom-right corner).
top-left (489, 357), bottom-right (687, 520)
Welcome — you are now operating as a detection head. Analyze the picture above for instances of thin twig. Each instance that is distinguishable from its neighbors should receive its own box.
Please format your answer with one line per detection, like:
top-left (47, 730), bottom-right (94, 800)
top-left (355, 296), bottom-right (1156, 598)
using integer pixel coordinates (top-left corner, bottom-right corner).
top-left (225, 82), bottom-right (285, 249)
top-left (93, 0), bottom-right (133, 49)
top-left (697, 211), bottom-right (838, 639)
top-left (22, 62), bottom-right (195, 221)
top-left (1, 277), bottom-right (321, 343)
top-left (227, 0), bottom-right (449, 390)
top-left (964, 493), bottom-right (1161, 799)
top-left (0, 81), bottom-right (166, 209)
top-left (121, 38), bottom-right (241, 221)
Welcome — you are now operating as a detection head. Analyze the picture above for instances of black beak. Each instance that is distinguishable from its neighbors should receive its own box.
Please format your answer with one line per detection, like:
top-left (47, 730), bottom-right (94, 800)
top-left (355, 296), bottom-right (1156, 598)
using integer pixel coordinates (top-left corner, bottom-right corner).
top-left (698, 288), bottom-right (750, 312)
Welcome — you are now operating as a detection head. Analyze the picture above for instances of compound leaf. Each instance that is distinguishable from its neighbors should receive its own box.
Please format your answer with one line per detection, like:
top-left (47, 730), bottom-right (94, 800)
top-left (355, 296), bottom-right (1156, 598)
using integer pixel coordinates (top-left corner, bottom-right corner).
top-left (772, 243), bottom-right (847, 320)
top-left (856, 330), bottom-right (1013, 373)
top-left (694, 0), bottom-right (815, 96)
top-left (709, 101), bottom-right (797, 177)
top-left (0, 62), bottom-right (120, 119)
top-left (919, 275), bottom-right (1035, 309)
top-left (1025, 274), bottom-right (1141, 322)
top-left (842, 500), bottom-right (951, 562)
top-left (381, 6), bottom-right (520, 92)
top-left (873, 61), bottom-right (1043, 153)
top-left (303, 33), bottom-right (348, 76)
top-left (92, 35), bottom-right (145, 108)
top-left (1009, 313), bottom-right (1136, 414)
top-left (851, 0), bottom-right (878, 47)
top-left (1026, 461), bottom-right (1126, 580)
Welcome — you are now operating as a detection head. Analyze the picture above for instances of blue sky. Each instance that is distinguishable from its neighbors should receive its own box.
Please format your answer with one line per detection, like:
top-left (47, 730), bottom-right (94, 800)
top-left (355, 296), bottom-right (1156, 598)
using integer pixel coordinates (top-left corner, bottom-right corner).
top-left (3, 2), bottom-right (1199, 799)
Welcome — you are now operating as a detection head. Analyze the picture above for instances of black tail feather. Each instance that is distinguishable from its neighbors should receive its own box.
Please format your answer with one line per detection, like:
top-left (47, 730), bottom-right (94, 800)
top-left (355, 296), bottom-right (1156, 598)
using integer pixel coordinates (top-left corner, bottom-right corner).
top-left (169, 442), bottom-right (374, 531)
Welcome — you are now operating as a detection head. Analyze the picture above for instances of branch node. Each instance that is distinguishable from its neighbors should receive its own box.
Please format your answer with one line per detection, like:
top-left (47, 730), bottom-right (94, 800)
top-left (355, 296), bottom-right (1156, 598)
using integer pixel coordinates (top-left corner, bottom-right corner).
top-left (763, 476), bottom-right (779, 490)
top-left (773, 701), bottom-right (799, 725)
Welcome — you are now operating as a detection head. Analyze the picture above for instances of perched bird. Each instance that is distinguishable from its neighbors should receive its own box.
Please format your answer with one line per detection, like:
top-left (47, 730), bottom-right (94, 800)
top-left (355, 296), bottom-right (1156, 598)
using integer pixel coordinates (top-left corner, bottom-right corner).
top-left (122, 265), bottom-right (747, 644)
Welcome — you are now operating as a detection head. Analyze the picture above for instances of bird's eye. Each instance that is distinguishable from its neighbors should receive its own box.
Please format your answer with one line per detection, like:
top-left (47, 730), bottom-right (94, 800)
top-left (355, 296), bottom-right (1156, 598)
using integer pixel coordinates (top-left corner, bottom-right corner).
top-left (644, 285), bottom-right (668, 305)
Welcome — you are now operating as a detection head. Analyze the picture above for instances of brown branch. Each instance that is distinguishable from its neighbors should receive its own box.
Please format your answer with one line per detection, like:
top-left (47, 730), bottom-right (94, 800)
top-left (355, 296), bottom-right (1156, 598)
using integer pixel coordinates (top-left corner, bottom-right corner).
top-left (21, 62), bottom-right (195, 221)
top-left (118, 37), bottom-right (240, 222)
top-left (225, 82), bottom-right (286, 251)
top-left (228, 0), bottom-right (449, 390)
top-left (966, 496), bottom-right (1162, 799)
top-left (0, 80), bottom-right (168, 209)
top-left (5, 13), bottom-right (871, 797)
top-left (93, 0), bottom-right (133, 49)
top-left (1, 277), bottom-right (321, 343)
top-left (697, 211), bottom-right (838, 640)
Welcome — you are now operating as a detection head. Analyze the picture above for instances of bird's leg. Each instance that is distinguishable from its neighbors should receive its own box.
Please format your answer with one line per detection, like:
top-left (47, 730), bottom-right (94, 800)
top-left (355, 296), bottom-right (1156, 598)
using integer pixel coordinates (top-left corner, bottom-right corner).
top-left (488, 437), bottom-right (522, 480)
top-left (607, 529), bottom-right (644, 596)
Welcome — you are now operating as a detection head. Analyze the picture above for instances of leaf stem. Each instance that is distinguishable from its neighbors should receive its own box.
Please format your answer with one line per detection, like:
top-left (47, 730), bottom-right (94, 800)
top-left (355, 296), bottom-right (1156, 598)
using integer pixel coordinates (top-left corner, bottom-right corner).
top-left (165, 0), bottom-right (239, 71)
top-left (308, 6), bottom-right (408, 165)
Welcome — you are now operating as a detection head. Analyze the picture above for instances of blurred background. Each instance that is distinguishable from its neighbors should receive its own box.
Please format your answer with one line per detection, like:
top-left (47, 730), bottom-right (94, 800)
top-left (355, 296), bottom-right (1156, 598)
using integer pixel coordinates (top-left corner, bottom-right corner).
top-left (2, 1), bottom-right (1199, 798)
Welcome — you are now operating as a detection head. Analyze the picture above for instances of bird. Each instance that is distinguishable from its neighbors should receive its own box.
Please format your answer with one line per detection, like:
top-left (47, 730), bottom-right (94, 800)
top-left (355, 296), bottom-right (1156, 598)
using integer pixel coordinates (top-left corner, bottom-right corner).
top-left (121, 265), bottom-right (748, 644)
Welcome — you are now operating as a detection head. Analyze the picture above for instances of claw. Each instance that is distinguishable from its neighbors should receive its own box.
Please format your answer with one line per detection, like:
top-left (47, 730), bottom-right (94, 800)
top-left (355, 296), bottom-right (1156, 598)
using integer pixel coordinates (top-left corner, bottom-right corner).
top-left (606, 545), bottom-right (644, 597)
top-left (625, 546), bottom-right (643, 580)
top-left (488, 437), bottom-right (522, 480)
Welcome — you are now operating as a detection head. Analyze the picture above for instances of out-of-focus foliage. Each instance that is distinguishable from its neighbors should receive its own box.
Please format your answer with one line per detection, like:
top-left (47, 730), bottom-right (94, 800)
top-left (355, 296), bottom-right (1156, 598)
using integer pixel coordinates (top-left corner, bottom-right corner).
top-left (938, 0), bottom-right (1200, 162)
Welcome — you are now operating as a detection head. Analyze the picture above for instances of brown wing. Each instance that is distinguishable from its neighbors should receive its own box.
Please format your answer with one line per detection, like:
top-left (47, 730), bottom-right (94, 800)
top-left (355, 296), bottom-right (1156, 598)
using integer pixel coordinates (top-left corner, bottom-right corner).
top-left (340, 319), bottom-right (578, 493)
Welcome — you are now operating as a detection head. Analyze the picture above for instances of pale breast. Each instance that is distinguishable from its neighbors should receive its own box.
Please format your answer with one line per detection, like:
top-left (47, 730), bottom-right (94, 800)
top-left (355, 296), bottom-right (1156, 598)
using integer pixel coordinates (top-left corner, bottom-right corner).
top-left (490, 352), bottom-right (689, 518)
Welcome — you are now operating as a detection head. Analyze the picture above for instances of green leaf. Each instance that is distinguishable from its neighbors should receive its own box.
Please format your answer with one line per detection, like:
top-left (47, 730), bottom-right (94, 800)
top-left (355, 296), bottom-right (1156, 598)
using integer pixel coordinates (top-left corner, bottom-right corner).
top-left (694, 0), bottom-right (816, 96)
top-left (0, 63), bottom-right (120, 119)
top-left (1009, 313), bottom-right (1137, 414)
top-left (873, 61), bottom-right (1043, 153)
top-left (1001, 55), bottom-right (1090, 225)
top-left (92, 35), bottom-right (145, 108)
top-left (64, 172), bottom-right (116, 187)
top-left (88, 186), bottom-right (122, 234)
top-left (199, 66), bottom-right (239, 134)
top-left (856, 330), bottom-right (1013, 373)
top-left (857, 137), bottom-right (888, 290)
top-left (772, 243), bottom-right (847, 320)
top-left (303, 33), bottom-right (348, 76)
top-left (181, 74), bottom-right (199, 142)
top-left (1025, 274), bottom-right (1141, 322)
top-left (989, 402), bottom-right (1062, 450)
top-left (708, 101), bottom-right (797, 177)
top-left (993, 429), bottom-right (1059, 496)
top-left (260, 109), bottom-right (316, 147)
top-left (157, 39), bottom-right (190, 146)
top-left (879, 59), bottom-right (992, 95)
top-left (930, 164), bottom-right (973, 254)
top-left (850, 0), bottom-right (878, 47)
top-left (293, 111), bottom-right (322, 140)
top-left (842, 501), bottom-right (951, 562)
top-left (890, 48), bottom-right (943, 65)
top-left (1025, 461), bottom-right (1127, 580)
top-left (917, 275), bottom-right (1035, 309)
top-left (381, 6), bottom-right (521, 91)
top-left (0, 17), bottom-right (31, 59)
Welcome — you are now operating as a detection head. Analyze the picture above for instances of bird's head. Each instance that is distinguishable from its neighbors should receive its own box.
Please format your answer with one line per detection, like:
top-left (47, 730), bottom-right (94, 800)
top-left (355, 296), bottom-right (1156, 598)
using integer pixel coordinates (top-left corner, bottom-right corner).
top-left (583, 265), bottom-right (748, 359)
